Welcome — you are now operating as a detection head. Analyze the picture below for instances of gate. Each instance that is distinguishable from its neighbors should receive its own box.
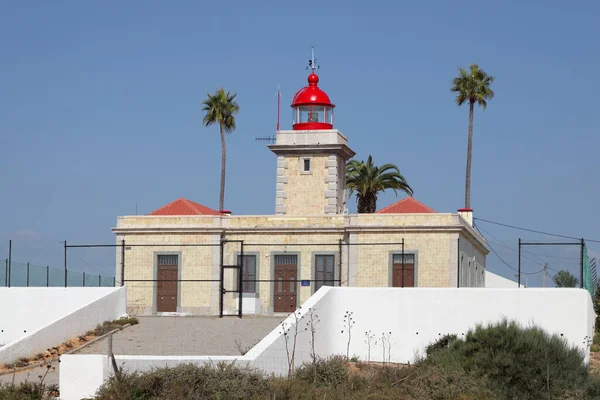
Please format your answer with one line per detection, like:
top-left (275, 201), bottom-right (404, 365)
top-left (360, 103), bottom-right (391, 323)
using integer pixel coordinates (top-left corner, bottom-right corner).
top-left (219, 239), bottom-right (244, 318)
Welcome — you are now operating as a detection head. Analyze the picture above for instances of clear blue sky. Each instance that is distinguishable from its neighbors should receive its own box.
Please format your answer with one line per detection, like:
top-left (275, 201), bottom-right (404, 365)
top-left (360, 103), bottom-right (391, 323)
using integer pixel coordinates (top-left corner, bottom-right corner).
top-left (1, 0), bottom-right (599, 285)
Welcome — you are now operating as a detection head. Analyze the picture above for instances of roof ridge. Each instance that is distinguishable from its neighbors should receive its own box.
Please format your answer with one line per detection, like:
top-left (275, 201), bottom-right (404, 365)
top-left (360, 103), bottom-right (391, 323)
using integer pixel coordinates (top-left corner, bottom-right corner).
top-left (376, 197), bottom-right (411, 213)
top-left (376, 197), bottom-right (436, 214)
top-left (180, 198), bottom-right (198, 214)
top-left (149, 198), bottom-right (220, 216)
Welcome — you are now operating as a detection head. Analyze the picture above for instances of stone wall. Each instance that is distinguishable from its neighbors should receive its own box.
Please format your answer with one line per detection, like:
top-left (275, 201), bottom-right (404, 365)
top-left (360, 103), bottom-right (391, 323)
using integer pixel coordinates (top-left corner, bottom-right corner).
top-left (114, 213), bottom-right (489, 315)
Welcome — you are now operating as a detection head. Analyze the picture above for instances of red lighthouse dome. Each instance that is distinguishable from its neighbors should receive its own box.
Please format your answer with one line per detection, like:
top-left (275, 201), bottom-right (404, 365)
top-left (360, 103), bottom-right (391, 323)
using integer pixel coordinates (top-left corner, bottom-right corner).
top-left (291, 72), bottom-right (335, 130)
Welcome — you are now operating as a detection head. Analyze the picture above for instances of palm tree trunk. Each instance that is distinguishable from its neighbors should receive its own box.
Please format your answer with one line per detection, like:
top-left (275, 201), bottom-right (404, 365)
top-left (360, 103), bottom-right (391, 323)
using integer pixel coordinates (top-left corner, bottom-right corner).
top-left (357, 194), bottom-right (377, 213)
top-left (465, 101), bottom-right (474, 209)
top-left (357, 196), bottom-right (368, 213)
top-left (219, 123), bottom-right (226, 211)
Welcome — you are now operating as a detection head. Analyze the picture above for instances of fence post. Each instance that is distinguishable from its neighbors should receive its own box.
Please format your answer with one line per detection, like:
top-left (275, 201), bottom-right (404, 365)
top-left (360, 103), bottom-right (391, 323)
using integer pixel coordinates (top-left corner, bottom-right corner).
top-left (64, 240), bottom-right (68, 288)
top-left (46, 266), bottom-right (49, 287)
top-left (4, 259), bottom-right (7, 288)
top-left (581, 238), bottom-right (585, 289)
top-left (8, 240), bottom-right (12, 288)
top-left (517, 238), bottom-right (521, 288)
top-left (26, 262), bottom-right (30, 286)
top-left (83, 271), bottom-right (86, 287)
top-left (98, 274), bottom-right (101, 287)
top-left (121, 239), bottom-right (125, 287)
top-left (113, 277), bottom-right (116, 287)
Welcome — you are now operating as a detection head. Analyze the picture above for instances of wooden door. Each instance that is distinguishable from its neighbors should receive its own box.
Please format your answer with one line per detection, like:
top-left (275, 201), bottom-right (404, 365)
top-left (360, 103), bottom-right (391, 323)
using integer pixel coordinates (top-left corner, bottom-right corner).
top-left (274, 255), bottom-right (297, 313)
top-left (392, 254), bottom-right (415, 288)
top-left (157, 255), bottom-right (178, 312)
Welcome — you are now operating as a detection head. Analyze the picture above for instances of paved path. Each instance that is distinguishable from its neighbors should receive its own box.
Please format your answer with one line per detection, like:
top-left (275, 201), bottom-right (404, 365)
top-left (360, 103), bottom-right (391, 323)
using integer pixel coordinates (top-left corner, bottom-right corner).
top-left (0, 316), bottom-right (283, 389)
top-left (79, 316), bottom-right (283, 356)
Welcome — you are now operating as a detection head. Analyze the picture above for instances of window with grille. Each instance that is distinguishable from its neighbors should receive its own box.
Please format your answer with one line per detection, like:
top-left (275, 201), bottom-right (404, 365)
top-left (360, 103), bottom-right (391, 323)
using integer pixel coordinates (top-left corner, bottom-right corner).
top-left (275, 254), bottom-right (298, 265)
top-left (392, 254), bottom-right (415, 264)
top-left (237, 255), bottom-right (257, 294)
top-left (157, 254), bottom-right (178, 265)
top-left (314, 255), bottom-right (335, 292)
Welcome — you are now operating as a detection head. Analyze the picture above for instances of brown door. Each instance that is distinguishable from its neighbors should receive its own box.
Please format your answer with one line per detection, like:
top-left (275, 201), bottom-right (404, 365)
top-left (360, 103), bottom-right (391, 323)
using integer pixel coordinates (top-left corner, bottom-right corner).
top-left (274, 255), bottom-right (297, 313)
top-left (392, 254), bottom-right (415, 288)
top-left (157, 255), bottom-right (178, 312)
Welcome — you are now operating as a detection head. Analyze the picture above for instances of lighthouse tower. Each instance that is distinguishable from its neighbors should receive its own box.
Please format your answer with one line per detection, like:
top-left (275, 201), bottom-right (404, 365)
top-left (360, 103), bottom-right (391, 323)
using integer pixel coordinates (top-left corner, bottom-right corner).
top-left (269, 50), bottom-right (355, 215)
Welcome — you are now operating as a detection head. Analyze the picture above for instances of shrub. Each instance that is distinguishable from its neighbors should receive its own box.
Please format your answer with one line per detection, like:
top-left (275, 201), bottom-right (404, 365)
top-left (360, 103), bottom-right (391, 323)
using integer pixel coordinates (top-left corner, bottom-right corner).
top-left (95, 362), bottom-right (270, 400)
top-left (0, 381), bottom-right (46, 399)
top-left (295, 356), bottom-right (348, 387)
top-left (591, 344), bottom-right (600, 353)
top-left (425, 333), bottom-right (458, 357)
top-left (423, 319), bottom-right (590, 400)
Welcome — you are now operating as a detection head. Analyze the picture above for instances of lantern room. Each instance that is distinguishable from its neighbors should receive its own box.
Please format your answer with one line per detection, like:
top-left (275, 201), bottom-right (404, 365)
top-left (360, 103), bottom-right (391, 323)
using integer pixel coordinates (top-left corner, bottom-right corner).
top-left (291, 73), bottom-right (335, 130)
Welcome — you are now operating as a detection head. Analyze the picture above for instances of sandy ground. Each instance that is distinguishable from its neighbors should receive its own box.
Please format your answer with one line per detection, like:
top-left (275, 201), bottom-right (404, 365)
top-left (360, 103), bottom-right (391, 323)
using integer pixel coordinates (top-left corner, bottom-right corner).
top-left (0, 316), bottom-right (283, 389)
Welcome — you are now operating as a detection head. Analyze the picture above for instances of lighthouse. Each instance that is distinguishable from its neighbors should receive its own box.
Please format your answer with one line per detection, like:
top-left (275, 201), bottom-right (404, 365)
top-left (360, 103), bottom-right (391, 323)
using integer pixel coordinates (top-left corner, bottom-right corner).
top-left (269, 49), bottom-right (355, 215)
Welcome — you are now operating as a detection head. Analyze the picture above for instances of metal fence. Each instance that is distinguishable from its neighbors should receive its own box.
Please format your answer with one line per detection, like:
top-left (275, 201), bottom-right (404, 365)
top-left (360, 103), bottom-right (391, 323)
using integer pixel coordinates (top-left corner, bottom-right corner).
top-left (64, 239), bottom-right (422, 317)
top-left (2, 259), bottom-right (115, 288)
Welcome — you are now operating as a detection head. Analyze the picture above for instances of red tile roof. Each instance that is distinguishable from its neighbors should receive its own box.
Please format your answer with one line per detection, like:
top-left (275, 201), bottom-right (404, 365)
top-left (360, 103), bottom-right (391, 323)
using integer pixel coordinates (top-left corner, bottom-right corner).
top-left (376, 197), bottom-right (436, 214)
top-left (148, 198), bottom-right (221, 216)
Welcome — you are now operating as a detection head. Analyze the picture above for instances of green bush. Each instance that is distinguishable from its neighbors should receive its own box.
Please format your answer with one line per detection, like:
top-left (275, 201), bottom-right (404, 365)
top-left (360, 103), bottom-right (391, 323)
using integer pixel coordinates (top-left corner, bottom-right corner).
top-left (423, 319), bottom-right (592, 400)
top-left (295, 356), bottom-right (348, 387)
top-left (93, 320), bottom-right (600, 400)
top-left (95, 362), bottom-right (270, 400)
top-left (0, 382), bottom-right (47, 400)
top-left (425, 333), bottom-right (458, 357)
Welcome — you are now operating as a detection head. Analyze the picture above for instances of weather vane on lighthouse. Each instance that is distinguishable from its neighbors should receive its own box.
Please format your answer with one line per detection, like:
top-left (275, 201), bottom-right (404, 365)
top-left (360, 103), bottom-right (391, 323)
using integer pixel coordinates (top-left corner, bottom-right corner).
top-left (307, 46), bottom-right (319, 72)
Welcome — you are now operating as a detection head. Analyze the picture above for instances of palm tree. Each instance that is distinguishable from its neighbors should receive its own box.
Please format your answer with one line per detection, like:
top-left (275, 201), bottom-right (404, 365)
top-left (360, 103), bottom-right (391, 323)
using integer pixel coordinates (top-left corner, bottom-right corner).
top-left (346, 155), bottom-right (413, 213)
top-left (202, 88), bottom-right (240, 211)
top-left (451, 64), bottom-right (494, 210)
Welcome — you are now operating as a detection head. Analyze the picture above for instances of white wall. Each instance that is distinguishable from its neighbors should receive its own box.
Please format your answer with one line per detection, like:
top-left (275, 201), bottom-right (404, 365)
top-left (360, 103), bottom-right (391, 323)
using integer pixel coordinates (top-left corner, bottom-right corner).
top-left (485, 271), bottom-right (519, 288)
top-left (0, 287), bottom-right (126, 364)
top-left (459, 234), bottom-right (486, 287)
top-left (60, 286), bottom-right (595, 400)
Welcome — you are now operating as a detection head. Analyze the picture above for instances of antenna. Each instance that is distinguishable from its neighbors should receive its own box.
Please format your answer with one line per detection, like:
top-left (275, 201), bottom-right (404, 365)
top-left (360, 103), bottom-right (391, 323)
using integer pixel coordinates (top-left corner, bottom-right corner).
top-left (274, 84), bottom-right (280, 131)
top-left (306, 45), bottom-right (319, 72)
top-left (255, 135), bottom-right (276, 144)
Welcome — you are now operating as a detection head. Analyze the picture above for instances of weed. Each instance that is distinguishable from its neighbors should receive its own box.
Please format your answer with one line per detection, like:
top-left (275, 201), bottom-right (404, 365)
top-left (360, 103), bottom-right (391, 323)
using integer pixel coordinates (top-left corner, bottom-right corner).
top-left (233, 338), bottom-right (256, 355)
top-left (35, 353), bottom-right (45, 360)
top-left (280, 307), bottom-right (305, 378)
top-left (18, 357), bottom-right (29, 364)
top-left (341, 310), bottom-right (355, 360)
top-left (65, 342), bottom-right (73, 349)
top-left (296, 356), bottom-right (348, 387)
top-left (364, 330), bottom-right (376, 362)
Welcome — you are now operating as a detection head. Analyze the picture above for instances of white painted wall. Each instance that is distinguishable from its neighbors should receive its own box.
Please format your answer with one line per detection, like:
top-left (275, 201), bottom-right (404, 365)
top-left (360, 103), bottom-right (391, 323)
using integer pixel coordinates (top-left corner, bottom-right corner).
top-left (459, 236), bottom-right (486, 287)
top-left (60, 287), bottom-right (595, 400)
top-left (0, 287), bottom-right (126, 364)
top-left (485, 271), bottom-right (519, 288)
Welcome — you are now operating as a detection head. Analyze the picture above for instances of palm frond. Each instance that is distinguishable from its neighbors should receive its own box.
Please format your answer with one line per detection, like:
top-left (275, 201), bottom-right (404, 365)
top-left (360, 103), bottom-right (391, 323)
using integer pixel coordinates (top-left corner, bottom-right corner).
top-left (345, 155), bottom-right (413, 213)
top-left (202, 88), bottom-right (240, 131)
top-left (451, 64), bottom-right (495, 109)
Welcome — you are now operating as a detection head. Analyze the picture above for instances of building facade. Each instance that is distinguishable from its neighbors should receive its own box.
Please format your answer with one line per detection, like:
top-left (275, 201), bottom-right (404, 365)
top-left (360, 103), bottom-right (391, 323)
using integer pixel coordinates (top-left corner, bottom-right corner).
top-left (113, 66), bottom-right (489, 316)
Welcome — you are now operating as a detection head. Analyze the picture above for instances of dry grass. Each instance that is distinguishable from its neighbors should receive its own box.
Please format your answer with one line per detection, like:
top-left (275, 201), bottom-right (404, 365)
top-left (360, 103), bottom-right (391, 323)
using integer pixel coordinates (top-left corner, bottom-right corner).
top-left (1, 317), bottom-right (138, 372)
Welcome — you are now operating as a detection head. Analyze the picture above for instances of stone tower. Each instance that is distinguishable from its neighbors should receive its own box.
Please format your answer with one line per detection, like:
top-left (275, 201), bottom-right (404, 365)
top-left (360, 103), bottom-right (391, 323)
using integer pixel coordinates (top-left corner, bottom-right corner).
top-left (268, 65), bottom-right (355, 215)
